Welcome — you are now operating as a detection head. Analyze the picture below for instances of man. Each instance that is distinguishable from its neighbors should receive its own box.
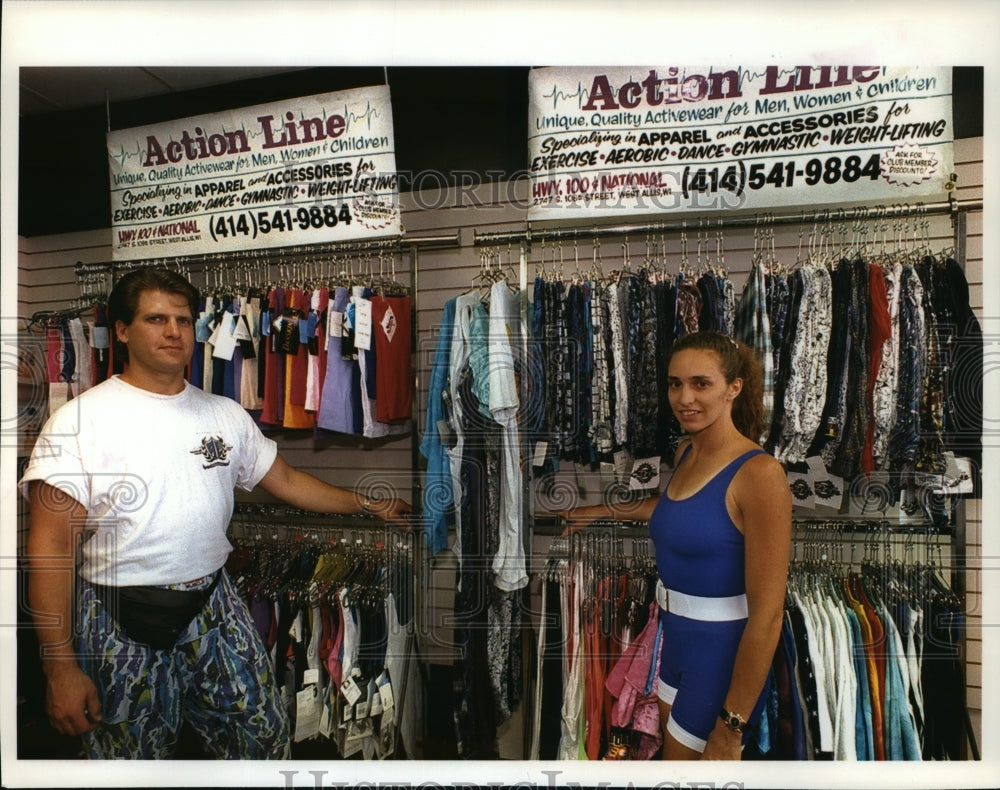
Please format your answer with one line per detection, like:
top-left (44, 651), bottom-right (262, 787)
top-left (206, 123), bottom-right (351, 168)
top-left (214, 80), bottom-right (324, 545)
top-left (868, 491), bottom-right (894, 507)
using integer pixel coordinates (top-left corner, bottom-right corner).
top-left (21, 266), bottom-right (410, 759)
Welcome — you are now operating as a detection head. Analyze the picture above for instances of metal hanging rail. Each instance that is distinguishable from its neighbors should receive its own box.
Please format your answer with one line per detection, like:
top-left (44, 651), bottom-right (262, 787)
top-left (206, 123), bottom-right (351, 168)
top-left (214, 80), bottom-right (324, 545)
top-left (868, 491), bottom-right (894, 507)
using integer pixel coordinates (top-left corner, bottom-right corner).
top-left (74, 230), bottom-right (462, 276)
top-left (472, 197), bottom-right (982, 249)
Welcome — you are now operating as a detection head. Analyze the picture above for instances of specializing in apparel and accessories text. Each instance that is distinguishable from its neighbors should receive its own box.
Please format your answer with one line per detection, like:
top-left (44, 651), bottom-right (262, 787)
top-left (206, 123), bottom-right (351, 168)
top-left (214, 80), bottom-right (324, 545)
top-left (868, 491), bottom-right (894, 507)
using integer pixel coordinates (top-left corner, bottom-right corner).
top-left (528, 66), bottom-right (953, 219)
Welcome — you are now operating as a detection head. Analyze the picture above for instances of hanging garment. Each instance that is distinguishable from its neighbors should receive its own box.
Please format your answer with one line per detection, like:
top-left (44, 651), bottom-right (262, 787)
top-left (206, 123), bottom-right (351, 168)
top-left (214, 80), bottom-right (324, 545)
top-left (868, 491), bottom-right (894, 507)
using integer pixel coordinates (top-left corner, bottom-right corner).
top-left (872, 261), bottom-right (902, 469)
top-left (604, 600), bottom-right (663, 760)
top-left (914, 257), bottom-right (947, 474)
top-left (862, 264), bottom-right (892, 475)
top-left (887, 266), bottom-right (926, 478)
top-left (317, 286), bottom-right (361, 435)
top-left (67, 317), bottom-right (93, 396)
top-left (558, 562), bottom-right (586, 760)
top-left (625, 272), bottom-right (659, 459)
top-left (828, 259), bottom-right (871, 479)
top-left (420, 297), bottom-right (457, 555)
top-left (773, 265), bottom-right (832, 464)
top-left (590, 280), bottom-right (615, 457)
top-left (489, 280), bottom-right (528, 592)
top-left (733, 261), bottom-right (774, 442)
top-left (940, 257), bottom-right (983, 484)
top-left (653, 276), bottom-right (679, 458)
top-left (446, 292), bottom-right (480, 564)
top-left (303, 287), bottom-right (328, 413)
top-left (371, 294), bottom-right (413, 424)
top-left (240, 297), bottom-right (264, 411)
top-left (606, 280), bottom-right (629, 448)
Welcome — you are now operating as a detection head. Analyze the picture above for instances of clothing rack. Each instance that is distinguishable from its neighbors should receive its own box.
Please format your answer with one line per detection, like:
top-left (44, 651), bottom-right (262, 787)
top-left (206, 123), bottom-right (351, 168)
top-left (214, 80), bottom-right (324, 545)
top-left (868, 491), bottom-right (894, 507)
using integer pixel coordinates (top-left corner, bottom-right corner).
top-left (72, 230), bottom-right (462, 277)
top-left (472, 198), bottom-right (982, 250)
top-left (70, 233), bottom-right (461, 522)
top-left (231, 501), bottom-right (414, 521)
top-left (223, 509), bottom-right (421, 759)
top-left (226, 502), bottom-right (420, 559)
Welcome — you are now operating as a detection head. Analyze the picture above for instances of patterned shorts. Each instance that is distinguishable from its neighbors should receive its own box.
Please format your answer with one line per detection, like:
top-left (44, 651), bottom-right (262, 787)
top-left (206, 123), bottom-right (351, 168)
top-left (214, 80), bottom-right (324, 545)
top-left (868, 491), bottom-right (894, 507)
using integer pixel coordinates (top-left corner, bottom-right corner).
top-left (77, 569), bottom-right (290, 759)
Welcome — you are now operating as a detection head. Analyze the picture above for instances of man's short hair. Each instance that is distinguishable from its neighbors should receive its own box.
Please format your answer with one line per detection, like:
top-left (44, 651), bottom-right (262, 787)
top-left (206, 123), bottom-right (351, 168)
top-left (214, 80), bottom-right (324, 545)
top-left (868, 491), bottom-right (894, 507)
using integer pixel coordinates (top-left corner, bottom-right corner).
top-left (108, 267), bottom-right (199, 362)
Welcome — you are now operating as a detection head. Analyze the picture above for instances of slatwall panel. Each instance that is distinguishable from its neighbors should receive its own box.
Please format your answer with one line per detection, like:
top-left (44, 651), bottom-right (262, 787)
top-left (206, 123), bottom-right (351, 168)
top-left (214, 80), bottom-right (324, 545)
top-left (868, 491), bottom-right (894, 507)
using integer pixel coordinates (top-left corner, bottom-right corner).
top-left (16, 138), bottom-right (984, 751)
top-left (954, 138), bottom-right (984, 748)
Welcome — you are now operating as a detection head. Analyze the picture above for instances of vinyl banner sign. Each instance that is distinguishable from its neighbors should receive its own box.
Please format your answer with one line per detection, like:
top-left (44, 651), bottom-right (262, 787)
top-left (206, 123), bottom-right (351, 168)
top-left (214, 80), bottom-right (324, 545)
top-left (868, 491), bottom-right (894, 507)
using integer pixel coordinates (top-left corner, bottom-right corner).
top-left (527, 67), bottom-right (953, 221)
top-left (108, 85), bottom-right (399, 260)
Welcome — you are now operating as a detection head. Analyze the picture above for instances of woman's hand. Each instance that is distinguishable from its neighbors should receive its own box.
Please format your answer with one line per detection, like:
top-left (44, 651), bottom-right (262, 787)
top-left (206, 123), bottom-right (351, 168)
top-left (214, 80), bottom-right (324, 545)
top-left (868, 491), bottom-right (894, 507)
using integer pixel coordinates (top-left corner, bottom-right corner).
top-left (700, 720), bottom-right (743, 760)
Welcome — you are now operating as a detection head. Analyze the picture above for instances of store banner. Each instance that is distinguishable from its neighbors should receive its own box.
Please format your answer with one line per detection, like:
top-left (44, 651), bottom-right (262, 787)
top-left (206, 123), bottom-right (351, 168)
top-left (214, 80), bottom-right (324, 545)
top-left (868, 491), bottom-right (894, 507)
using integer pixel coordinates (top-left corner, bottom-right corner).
top-left (108, 85), bottom-right (399, 260)
top-left (528, 67), bottom-right (953, 220)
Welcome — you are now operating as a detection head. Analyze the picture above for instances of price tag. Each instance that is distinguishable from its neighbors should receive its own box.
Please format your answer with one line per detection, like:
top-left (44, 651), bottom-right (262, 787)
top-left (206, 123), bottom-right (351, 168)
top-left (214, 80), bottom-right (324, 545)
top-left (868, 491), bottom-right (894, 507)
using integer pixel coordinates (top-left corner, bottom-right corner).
top-left (211, 315), bottom-right (238, 360)
top-left (303, 668), bottom-right (320, 686)
top-left (355, 298), bottom-right (373, 350)
top-left (340, 674), bottom-right (363, 705)
top-left (328, 310), bottom-right (344, 338)
top-left (232, 315), bottom-right (253, 341)
top-left (294, 685), bottom-right (320, 742)
top-left (532, 440), bottom-right (549, 468)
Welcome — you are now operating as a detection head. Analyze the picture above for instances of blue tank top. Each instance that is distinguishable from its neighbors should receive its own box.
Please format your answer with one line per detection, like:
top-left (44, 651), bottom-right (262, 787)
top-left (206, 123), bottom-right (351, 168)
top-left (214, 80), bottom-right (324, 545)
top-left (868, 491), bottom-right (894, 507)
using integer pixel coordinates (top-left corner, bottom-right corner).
top-left (649, 448), bottom-right (764, 598)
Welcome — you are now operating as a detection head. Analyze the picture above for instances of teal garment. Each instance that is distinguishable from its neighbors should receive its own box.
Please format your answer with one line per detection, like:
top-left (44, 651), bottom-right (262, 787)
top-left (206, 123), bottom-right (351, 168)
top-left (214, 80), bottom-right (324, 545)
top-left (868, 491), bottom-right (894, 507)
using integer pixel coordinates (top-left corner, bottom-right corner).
top-left (845, 607), bottom-right (875, 760)
top-left (880, 604), bottom-right (922, 760)
top-left (419, 297), bottom-right (457, 554)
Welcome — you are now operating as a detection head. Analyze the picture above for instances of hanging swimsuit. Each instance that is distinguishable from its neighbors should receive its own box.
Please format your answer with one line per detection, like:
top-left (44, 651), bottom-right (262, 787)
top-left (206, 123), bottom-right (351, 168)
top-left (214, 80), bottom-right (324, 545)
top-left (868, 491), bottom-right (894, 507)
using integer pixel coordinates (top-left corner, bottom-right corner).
top-left (649, 446), bottom-right (769, 752)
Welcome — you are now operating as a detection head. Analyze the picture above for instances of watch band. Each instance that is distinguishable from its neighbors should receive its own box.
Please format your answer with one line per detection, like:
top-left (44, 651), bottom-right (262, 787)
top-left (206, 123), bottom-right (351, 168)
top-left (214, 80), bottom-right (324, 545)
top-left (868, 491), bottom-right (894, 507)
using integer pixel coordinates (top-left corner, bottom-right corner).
top-left (719, 706), bottom-right (749, 733)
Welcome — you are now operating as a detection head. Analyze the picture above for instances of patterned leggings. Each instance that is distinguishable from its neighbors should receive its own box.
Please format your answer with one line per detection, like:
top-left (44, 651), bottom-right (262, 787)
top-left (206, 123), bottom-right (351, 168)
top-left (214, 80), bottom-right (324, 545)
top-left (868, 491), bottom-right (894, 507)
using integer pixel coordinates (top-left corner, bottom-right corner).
top-left (77, 569), bottom-right (290, 759)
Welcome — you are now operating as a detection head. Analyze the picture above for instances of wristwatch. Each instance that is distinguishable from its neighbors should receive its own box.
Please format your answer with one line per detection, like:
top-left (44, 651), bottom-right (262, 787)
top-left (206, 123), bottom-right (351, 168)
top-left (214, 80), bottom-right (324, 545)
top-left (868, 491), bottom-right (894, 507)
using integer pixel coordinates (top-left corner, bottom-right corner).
top-left (719, 706), bottom-right (749, 733)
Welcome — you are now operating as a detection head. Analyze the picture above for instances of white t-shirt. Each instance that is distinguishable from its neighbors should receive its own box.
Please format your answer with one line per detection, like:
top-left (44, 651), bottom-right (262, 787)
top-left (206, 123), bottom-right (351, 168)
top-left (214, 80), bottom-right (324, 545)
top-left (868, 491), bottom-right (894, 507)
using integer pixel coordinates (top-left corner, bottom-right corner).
top-left (20, 375), bottom-right (277, 586)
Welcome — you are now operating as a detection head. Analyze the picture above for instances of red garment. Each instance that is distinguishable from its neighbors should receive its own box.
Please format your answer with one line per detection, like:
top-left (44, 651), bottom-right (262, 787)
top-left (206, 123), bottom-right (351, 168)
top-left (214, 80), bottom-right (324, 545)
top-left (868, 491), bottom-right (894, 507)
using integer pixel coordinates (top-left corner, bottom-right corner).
top-left (371, 295), bottom-right (413, 423)
top-left (862, 264), bottom-right (891, 473)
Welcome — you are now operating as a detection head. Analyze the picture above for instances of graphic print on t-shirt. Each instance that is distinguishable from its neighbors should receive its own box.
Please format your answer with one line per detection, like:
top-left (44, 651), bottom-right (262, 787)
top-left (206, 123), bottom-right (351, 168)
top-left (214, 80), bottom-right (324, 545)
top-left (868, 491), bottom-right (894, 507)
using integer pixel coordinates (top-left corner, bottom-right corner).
top-left (190, 435), bottom-right (234, 469)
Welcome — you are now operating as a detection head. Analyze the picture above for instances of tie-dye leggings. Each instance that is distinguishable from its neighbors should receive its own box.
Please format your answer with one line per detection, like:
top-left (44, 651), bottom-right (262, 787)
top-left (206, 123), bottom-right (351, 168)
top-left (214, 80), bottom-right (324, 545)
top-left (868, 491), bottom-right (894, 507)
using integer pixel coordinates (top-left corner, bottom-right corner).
top-left (76, 569), bottom-right (290, 759)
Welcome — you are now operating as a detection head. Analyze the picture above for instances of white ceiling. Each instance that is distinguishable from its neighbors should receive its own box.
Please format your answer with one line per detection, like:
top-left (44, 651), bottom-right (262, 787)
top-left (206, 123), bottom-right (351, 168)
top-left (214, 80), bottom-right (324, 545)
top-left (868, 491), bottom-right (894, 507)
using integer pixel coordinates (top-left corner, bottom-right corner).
top-left (18, 67), bottom-right (304, 115)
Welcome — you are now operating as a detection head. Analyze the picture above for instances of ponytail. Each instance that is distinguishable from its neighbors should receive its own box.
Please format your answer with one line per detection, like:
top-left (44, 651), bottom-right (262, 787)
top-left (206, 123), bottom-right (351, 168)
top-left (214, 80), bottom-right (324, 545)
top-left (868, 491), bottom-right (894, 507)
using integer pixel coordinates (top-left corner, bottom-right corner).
top-left (668, 331), bottom-right (765, 442)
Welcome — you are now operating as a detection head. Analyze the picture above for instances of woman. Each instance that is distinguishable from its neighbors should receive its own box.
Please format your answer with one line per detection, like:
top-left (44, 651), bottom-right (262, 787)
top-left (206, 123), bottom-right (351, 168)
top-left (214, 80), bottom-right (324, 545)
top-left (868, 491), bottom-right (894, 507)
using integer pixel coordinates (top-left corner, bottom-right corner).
top-left (561, 331), bottom-right (791, 760)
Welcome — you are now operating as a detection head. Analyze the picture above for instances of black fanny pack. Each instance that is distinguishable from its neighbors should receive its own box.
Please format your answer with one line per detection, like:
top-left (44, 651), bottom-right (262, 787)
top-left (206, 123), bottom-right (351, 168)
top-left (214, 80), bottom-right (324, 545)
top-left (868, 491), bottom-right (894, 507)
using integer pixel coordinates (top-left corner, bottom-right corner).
top-left (93, 573), bottom-right (221, 650)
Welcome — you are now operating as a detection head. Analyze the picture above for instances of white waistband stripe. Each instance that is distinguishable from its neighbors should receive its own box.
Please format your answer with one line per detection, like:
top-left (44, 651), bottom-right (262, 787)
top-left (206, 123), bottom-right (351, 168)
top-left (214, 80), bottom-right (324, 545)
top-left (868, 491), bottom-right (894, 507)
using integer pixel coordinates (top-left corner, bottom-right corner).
top-left (656, 579), bottom-right (748, 621)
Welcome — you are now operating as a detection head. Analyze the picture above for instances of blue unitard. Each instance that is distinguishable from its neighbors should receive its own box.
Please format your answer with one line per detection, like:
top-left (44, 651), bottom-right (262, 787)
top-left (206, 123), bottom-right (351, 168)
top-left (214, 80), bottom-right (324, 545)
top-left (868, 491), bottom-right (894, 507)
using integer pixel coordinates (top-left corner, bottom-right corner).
top-left (649, 447), bottom-right (769, 752)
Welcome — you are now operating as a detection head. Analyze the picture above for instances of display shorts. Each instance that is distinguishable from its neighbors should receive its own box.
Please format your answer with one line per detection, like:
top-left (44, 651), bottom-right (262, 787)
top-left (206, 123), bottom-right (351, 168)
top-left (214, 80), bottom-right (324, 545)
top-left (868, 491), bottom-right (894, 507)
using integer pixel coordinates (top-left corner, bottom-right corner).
top-left (656, 584), bottom-right (766, 753)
